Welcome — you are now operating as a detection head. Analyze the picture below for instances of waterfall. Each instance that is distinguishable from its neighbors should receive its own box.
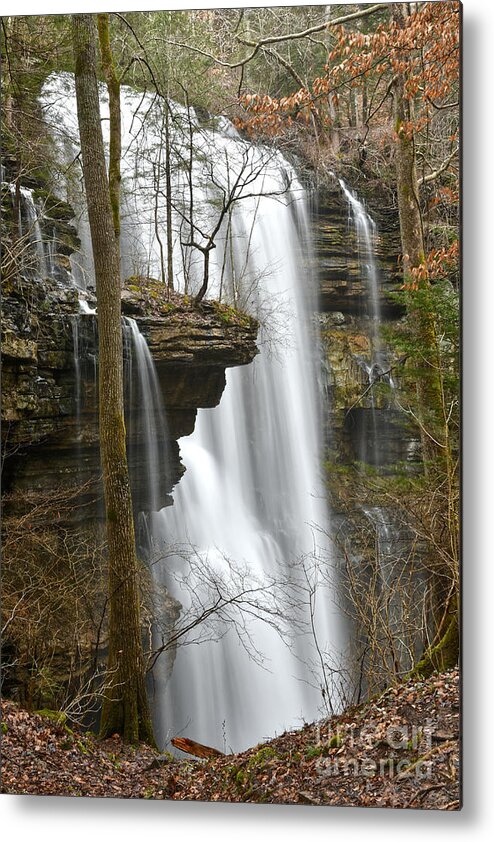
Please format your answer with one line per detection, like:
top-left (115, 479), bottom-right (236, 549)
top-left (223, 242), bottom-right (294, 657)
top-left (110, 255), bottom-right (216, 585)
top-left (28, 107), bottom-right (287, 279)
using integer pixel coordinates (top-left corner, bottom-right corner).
top-left (46, 228), bottom-right (57, 278)
top-left (148, 188), bottom-right (347, 752)
top-left (8, 184), bottom-right (48, 279)
top-left (70, 312), bottom-right (98, 433)
top-left (339, 179), bottom-right (380, 323)
top-left (335, 180), bottom-right (425, 681)
top-left (21, 187), bottom-right (48, 279)
top-left (4, 178), bottom-right (88, 292)
top-left (338, 178), bottom-right (390, 370)
top-left (123, 317), bottom-right (169, 521)
top-left (72, 316), bottom-right (82, 426)
top-left (41, 72), bottom-right (348, 751)
top-left (337, 178), bottom-right (397, 463)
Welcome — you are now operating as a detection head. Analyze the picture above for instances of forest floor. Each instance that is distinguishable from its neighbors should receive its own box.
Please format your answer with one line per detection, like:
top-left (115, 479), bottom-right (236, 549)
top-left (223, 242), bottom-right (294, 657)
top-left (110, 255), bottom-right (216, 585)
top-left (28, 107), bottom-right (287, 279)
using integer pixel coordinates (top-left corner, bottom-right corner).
top-left (1, 668), bottom-right (460, 809)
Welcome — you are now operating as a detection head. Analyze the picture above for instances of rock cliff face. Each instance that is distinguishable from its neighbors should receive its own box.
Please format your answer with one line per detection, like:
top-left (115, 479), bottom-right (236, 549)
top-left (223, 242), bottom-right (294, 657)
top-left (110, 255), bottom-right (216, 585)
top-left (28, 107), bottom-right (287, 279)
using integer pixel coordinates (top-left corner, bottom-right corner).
top-left (2, 173), bottom-right (419, 519)
top-left (314, 177), bottom-right (425, 687)
top-left (2, 171), bottom-right (424, 705)
top-left (319, 311), bottom-right (421, 473)
top-left (2, 174), bottom-right (420, 522)
top-left (315, 180), bottom-right (403, 318)
top-left (1, 277), bottom-right (258, 524)
top-left (1, 207), bottom-right (258, 705)
top-left (314, 177), bottom-right (421, 476)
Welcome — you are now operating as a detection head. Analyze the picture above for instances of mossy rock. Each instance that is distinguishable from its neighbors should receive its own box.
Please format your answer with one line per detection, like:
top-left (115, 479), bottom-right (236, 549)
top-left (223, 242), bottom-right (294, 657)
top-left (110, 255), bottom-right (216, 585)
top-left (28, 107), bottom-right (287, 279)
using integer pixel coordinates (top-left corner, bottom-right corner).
top-left (328, 732), bottom-right (343, 749)
top-left (32, 189), bottom-right (75, 221)
top-left (52, 227), bottom-right (81, 256)
top-left (410, 614), bottom-right (459, 679)
top-left (35, 708), bottom-right (67, 726)
top-left (247, 745), bottom-right (278, 767)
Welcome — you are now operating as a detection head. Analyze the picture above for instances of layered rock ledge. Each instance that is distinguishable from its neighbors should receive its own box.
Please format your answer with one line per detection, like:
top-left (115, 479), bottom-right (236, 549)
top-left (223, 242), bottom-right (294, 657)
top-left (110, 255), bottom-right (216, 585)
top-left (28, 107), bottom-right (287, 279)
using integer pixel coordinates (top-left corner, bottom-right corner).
top-left (1, 277), bottom-right (258, 522)
top-left (315, 178), bottom-right (403, 317)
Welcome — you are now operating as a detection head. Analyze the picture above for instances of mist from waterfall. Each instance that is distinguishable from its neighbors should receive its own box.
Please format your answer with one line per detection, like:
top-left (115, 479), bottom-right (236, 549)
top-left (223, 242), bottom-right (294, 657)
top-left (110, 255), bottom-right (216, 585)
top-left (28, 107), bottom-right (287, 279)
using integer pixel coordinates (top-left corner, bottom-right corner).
top-left (41, 73), bottom-right (349, 752)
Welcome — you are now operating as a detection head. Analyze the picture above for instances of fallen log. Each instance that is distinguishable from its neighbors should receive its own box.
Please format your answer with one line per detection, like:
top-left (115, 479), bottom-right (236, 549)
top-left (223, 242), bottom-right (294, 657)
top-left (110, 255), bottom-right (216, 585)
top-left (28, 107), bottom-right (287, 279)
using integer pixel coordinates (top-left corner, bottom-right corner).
top-left (171, 737), bottom-right (225, 759)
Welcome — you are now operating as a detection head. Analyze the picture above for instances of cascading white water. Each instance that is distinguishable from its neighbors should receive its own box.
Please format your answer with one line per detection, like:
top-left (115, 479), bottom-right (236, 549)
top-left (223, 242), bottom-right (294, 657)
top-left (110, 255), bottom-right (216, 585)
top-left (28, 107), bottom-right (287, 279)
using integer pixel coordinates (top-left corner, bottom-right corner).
top-left (338, 178), bottom-right (381, 330)
top-left (336, 181), bottom-right (423, 678)
top-left (337, 179), bottom-right (397, 465)
top-left (338, 179), bottom-right (396, 385)
top-left (40, 72), bottom-right (348, 751)
top-left (46, 228), bottom-right (57, 277)
top-left (149, 189), bottom-right (348, 752)
top-left (7, 184), bottom-right (48, 279)
top-left (123, 317), bottom-right (170, 521)
top-left (72, 316), bottom-right (81, 425)
top-left (3, 176), bottom-right (95, 297)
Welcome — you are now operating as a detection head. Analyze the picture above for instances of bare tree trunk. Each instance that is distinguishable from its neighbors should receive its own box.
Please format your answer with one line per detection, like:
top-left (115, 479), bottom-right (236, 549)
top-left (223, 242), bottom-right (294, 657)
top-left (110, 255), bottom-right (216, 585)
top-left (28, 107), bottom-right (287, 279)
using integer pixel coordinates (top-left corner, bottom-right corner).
top-left (72, 13), bottom-right (155, 747)
top-left (151, 115), bottom-right (166, 286)
top-left (391, 3), bottom-right (458, 674)
top-left (4, 18), bottom-right (24, 245)
top-left (97, 13), bottom-right (122, 272)
top-left (195, 246), bottom-right (211, 304)
top-left (164, 99), bottom-right (174, 292)
top-left (327, 94), bottom-right (340, 156)
top-left (391, 4), bottom-right (443, 468)
top-left (392, 82), bottom-right (425, 278)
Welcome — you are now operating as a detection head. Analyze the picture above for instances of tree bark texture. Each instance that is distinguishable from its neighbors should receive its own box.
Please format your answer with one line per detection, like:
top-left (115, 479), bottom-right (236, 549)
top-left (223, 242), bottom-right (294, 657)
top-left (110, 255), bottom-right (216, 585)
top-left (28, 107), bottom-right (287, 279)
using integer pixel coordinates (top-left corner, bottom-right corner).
top-left (391, 3), bottom-right (444, 468)
top-left (164, 100), bottom-right (174, 291)
top-left (72, 13), bottom-right (155, 746)
top-left (391, 6), bottom-right (425, 280)
top-left (97, 13), bottom-right (122, 265)
top-left (390, 5), bottom-right (459, 674)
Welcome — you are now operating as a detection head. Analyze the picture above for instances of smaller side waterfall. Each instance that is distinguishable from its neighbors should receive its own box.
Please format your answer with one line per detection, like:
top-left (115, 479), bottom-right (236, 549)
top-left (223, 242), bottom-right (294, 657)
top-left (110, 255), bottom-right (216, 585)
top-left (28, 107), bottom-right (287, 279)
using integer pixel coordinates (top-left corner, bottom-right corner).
top-left (337, 178), bottom-right (395, 378)
top-left (123, 318), bottom-right (170, 537)
top-left (70, 315), bottom-right (98, 420)
top-left (338, 179), bottom-right (381, 328)
top-left (7, 184), bottom-right (48, 279)
top-left (338, 179), bottom-right (397, 464)
top-left (360, 505), bottom-right (427, 677)
top-left (22, 187), bottom-right (48, 279)
top-left (72, 316), bottom-right (82, 427)
top-left (4, 178), bottom-right (89, 293)
top-left (46, 228), bottom-right (57, 277)
top-left (331, 179), bottom-right (426, 690)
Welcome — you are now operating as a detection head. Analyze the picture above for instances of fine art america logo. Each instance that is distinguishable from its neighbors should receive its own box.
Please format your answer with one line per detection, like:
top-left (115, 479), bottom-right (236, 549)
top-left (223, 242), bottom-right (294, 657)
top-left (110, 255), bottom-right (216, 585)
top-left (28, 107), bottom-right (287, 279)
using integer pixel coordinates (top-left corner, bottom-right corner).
top-left (315, 721), bottom-right (436, 780)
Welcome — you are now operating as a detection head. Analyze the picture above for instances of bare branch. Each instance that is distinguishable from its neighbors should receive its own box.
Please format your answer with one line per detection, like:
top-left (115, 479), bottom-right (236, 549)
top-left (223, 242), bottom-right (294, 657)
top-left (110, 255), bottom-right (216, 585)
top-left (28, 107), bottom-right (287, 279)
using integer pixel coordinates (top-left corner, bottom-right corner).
top-left (418, 147), bottom-right (459, 186)
top-left (162, 5), bottom-right (388, 71)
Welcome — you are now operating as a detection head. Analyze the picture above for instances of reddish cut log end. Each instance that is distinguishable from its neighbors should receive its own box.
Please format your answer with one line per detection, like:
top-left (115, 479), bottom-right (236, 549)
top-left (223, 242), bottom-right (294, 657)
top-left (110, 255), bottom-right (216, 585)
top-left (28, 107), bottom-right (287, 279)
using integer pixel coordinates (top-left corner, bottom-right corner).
top-left (171, 737), bottom-right (225, 759)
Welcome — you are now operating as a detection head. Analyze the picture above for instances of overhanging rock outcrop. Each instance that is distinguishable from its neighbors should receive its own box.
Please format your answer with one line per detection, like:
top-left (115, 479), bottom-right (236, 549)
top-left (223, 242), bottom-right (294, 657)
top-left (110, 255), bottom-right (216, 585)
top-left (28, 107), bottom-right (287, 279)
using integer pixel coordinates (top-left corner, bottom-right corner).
top-left (1, 278), bottom-right (258, 523)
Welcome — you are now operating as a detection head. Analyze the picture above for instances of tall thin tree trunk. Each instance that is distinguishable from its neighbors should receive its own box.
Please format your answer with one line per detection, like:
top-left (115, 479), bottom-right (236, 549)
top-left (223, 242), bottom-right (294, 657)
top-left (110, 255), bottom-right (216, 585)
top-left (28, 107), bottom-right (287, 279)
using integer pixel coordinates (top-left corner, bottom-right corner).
top-left (195, 247), bottom-right (211, 304)
top-left (153, 157), bottom-right (167, 286)
top-left (164, 99), bottom-right (174, 293)
top-left (391, 4), bottom-right (443, 468)
top-left (391, 3), bottom-right (458, 674)
top-left (97, 13), bottom-right (122, 271)
top-left (72, 13), bottom-right (155, 747)
top-left (327, 94), bottom-right (340, 156)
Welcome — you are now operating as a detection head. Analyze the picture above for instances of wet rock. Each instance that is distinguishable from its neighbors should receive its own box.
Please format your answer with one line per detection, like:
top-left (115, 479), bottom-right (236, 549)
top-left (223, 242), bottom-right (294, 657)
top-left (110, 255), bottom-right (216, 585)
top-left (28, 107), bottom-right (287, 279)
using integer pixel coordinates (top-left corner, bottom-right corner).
top-left (315, 179), bottom-right (403, 317)
top-left (1, 277), bottom-right (259, 525)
